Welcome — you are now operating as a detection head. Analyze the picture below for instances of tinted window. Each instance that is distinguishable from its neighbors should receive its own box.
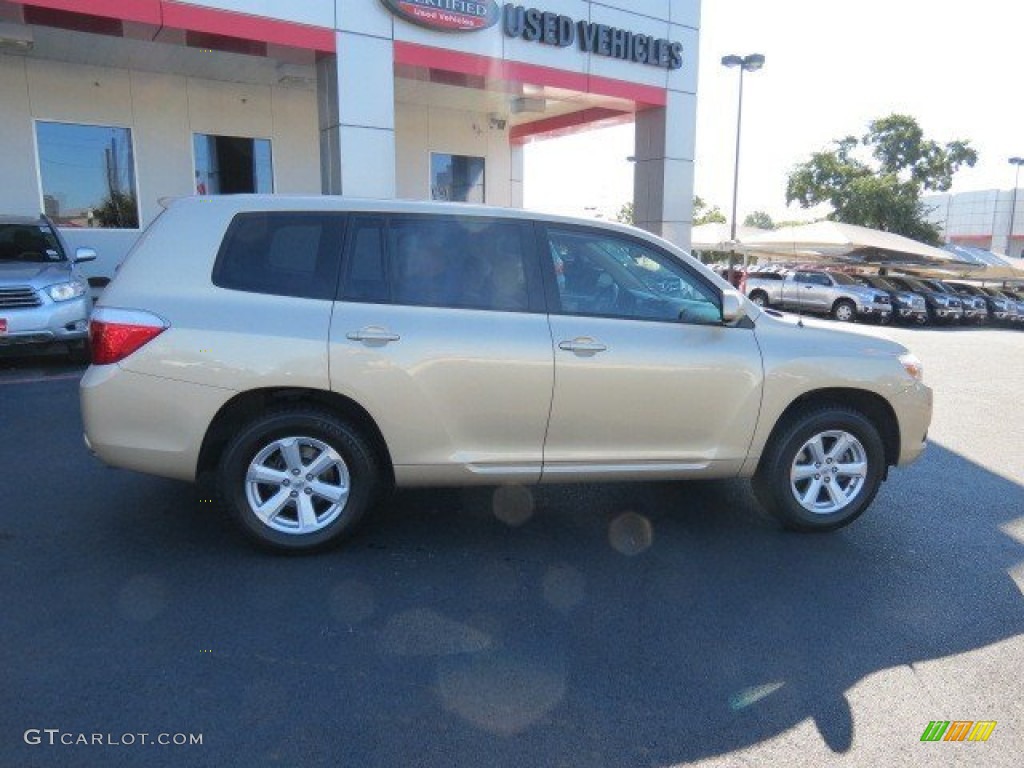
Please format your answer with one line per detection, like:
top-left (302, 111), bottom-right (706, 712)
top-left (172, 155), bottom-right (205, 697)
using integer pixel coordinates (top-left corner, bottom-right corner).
top-left (342, 219), bottom-right (388, 303)
top-left (546, 228), bottom-right (720, 324)
top-left (0, 223), bottom-right (65, 263)
top-left (213, 213), bottom-right (344, 300)
top-left (388, 217), bottom-right (530, 312)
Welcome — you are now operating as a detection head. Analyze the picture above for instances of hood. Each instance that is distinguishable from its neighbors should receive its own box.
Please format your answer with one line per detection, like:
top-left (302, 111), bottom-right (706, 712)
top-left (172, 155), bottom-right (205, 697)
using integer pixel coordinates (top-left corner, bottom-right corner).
top-left (756, 308), bottom-right (908, 358)
top-left (0, 261), bottom-right (73, 287)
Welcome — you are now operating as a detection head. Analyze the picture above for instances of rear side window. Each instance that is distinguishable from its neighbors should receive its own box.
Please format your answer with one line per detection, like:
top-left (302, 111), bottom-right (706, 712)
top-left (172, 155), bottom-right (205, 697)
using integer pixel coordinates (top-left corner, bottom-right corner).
top-left (386, 217), bottom-right (533, 312)
top-left (213, 212), bottom-right (345, 300)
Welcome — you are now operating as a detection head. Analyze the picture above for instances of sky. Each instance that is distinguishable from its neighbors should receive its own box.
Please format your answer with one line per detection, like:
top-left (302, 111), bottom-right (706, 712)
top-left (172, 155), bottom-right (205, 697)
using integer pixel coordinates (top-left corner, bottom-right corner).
top-left (524, 0), bottom-right (1024, 225)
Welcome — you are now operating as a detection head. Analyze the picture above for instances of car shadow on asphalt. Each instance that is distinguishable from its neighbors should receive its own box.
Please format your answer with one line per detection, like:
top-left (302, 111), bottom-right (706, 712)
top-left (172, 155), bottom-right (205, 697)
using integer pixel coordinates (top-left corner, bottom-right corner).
top-left (51, 438), bottom-right (1019, 768)
top-left (4, 438), bottom-right (1022, 767)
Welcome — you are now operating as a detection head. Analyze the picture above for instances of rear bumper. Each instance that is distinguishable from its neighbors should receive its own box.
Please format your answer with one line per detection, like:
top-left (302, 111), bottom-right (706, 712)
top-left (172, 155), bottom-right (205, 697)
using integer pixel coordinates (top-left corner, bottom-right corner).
top-left (80, 364), bottom-right (234, 482)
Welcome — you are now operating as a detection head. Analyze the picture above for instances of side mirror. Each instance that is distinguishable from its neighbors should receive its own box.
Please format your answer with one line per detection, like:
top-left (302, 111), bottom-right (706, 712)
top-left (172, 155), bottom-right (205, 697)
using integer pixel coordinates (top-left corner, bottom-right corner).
top-left (73, 247), bottom-right (97, 264)
top-left (721, 291), bottom-right (746, 323)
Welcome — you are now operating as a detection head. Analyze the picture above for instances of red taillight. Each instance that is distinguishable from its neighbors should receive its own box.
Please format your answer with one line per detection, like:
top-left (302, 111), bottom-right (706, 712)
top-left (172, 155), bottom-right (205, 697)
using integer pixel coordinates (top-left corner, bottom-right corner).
top-left (89, 310), bottom-right (167, 364)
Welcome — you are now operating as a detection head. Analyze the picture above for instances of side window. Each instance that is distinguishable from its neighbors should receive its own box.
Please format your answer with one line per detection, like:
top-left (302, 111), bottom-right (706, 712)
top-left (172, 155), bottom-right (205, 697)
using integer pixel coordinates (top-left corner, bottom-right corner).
top-left (388, 217), bottom-right (531, 312)
top-left (342, 219), bottom-right (388, 302)
top-left (546, 228), bottom-right (721, 324)
top-left (212, 212), bottom-right (344, 300)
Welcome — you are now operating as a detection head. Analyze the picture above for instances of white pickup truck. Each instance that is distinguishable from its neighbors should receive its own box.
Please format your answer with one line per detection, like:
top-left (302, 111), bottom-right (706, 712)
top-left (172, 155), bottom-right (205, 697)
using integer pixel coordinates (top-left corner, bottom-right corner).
top-left (742, 269), bottom-right (893, 323)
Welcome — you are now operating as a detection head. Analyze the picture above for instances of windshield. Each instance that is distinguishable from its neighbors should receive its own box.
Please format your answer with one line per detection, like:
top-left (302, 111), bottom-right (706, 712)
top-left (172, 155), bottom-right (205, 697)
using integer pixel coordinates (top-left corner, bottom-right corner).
top-left (828, 271), bottom-right (857, 285)
top-left (869, 276), bottom-right (898, 291)
top-left (895, 277), bottom-right (929, 293)
top-left (925, 280), bottom-right (954, 294)
top-left (0, 223), bottom-right (65, 263)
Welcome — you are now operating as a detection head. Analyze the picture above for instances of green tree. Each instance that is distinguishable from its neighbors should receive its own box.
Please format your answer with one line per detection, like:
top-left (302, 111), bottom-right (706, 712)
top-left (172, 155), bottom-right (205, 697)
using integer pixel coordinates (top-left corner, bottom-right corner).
top-left (694, 196), bottom-right (726, 225)
top-left (94, 191), bottom-right (139, 229)
top-left (785, 114), bottom-right (977, 245)
top-left (615, 201), bottom-right (634, 225)
top-left (743, 210), bottom-right (775, 230)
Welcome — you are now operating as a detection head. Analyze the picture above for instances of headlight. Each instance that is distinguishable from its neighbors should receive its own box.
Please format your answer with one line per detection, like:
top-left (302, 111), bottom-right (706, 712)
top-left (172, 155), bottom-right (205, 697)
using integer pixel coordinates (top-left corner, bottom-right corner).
top-left (899, 353), bottom-right (924, 383)
top-left (46, 280), bottom-right (87, 302)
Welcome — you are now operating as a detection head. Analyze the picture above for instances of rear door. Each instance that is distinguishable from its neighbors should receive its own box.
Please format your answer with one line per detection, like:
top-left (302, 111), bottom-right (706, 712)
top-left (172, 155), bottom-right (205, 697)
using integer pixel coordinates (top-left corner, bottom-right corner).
top-left (540, 224), bottom-right (763, 477)
top-left (328, 214), bottom-right (554, 483)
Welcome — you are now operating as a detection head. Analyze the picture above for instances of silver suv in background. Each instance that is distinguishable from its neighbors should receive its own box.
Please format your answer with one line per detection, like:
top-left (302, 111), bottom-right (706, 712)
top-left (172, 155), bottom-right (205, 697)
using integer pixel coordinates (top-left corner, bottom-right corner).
top-left (0, 215), bottom-right (95, 362)
top-left (743, 268), bottom-right (893, 322)
top-left (81, 197), bottom-right (931, 551)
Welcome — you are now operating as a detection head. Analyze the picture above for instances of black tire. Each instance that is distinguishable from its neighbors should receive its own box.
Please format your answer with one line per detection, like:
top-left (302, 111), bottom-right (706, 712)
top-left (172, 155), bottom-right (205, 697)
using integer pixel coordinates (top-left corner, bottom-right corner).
top-left (749, 291), bottom-right (769, 308)
top-left (752, 406), bottom-right (886, 532)
top-left (217, 407), bottom-right (380, 552)
top-left (831, 299), bottom-right (856, 323)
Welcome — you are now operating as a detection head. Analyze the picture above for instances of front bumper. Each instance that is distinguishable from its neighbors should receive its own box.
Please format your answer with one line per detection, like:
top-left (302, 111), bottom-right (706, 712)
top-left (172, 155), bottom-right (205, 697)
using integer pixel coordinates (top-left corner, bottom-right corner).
top-left (857, 303), bottom-right (892, 319)
top-left (932, 306), bottom-right (963, 319)
top-left (896, 307), bottom-right (927, 321)
top-left (892, 381), bottom-right (933, 467)
top-left (0, 295), bottom-right (91, 346)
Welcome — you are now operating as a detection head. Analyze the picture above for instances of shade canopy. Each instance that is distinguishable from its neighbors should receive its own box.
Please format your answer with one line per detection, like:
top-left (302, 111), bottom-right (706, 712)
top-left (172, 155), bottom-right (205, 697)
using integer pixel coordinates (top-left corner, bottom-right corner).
top-left (741, 221), bottom-right (967, 267)
top-left (689, 222), bottom-right (770, 252)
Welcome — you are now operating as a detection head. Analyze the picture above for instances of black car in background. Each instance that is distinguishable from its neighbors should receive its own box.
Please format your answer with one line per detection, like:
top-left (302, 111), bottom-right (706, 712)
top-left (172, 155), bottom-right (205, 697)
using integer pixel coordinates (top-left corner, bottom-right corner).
top-left (947, 282), bottom-right (1017, 326)
top-left (852, 274), bottom-right (928, 325)
top-left (918, 278), bottom-right (987, 324)
top-left (885, 276), bottom-right (963, 325)
top-left (983, 287), bottom-right (1024, 326)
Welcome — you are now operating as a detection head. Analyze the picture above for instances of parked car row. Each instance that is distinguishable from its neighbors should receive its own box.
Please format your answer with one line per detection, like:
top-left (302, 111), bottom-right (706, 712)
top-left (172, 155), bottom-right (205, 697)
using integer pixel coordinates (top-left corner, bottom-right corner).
top-left (737, 266), bottom-right (1024, 328)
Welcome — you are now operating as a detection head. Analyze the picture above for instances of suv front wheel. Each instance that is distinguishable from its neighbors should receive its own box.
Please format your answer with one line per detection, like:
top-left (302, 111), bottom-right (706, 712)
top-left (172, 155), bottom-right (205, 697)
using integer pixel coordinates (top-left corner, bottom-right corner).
top-left (753, 406), bottom-right (885, 531)
top-left (218, 408), bottom-right (380, 551)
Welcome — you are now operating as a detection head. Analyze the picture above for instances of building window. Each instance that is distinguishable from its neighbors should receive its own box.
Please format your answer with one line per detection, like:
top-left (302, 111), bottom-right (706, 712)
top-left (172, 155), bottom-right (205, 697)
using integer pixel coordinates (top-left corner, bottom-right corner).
top-left (193, 134), bottom-right (273, 195)
top-left (430, 153), bottom-right (485, 203)
top-left (35, 121), bottom-right (139, 229)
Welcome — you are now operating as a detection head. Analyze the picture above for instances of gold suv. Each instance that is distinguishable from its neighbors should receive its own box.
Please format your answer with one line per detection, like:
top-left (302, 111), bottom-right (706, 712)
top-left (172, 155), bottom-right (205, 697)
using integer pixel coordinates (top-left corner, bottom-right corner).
top-left (80, 197), bottom-right (932, 551)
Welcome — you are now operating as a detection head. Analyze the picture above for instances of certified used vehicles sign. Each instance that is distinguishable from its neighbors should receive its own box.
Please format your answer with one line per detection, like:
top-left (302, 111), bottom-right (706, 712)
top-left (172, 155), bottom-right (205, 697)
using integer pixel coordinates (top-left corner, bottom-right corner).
top-left (380, 0), bottom-right (501, 32)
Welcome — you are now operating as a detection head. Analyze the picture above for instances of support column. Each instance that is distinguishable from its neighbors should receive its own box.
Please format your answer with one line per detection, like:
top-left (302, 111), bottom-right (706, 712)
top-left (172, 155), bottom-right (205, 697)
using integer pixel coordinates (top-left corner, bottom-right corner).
top-left (633, 91), bottom-right (696, 250)
top-left (510, 144), bottom-right (524, 208)
top-left (317, 30), bottom-right (396, 198)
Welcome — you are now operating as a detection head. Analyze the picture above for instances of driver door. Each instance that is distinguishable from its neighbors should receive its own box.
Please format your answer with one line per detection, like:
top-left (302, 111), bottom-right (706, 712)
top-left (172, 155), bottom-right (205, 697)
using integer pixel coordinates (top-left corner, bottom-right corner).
top-left (540, 225), bottom-right (763, 477)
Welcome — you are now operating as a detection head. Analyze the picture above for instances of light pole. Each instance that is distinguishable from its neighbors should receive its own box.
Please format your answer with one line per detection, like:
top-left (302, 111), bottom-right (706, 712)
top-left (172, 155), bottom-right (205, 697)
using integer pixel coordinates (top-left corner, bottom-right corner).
top-left (1008, 157), bottom-right (1024, 258)
top-left (721, 53), bottom-right (765, 285)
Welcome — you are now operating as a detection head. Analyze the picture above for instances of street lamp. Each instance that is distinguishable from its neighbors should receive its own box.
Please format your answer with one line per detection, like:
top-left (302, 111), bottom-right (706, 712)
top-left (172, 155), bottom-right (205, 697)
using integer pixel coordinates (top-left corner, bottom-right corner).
top-left (721, 53), bottom-right (765, 285)
top-left (1008, 157), bottom-right (1024, 258)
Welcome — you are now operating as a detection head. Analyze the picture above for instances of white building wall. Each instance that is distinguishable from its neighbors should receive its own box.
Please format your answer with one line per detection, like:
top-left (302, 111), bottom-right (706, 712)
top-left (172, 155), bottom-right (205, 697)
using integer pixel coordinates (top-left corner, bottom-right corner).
top-left (0, 53), bottom-right (319, 278)
top-left (395, 102), bottom-right (512, 206)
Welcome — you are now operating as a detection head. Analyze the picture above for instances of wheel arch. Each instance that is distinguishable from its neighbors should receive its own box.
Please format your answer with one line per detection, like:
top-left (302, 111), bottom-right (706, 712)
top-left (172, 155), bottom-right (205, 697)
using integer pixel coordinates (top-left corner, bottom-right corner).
top-left (197, 388), bottom-right (395, 486)
top-left (760, 388), bottom-right (900, 471)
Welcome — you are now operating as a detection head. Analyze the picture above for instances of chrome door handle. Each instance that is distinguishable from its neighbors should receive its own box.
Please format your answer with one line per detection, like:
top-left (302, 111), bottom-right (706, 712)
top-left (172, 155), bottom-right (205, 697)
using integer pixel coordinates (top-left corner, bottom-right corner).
top-left (558, 338), bottom-right (607, 353)
top-left (346, 327), bottom-right (401, 343)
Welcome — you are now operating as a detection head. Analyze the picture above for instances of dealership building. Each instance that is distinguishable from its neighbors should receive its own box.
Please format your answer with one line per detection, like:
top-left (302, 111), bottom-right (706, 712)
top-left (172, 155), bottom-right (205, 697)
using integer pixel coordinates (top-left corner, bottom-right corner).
top-left (923, 189), bottom-right (1024, 259)
top-left (0, 0), bottom-right (700, 282)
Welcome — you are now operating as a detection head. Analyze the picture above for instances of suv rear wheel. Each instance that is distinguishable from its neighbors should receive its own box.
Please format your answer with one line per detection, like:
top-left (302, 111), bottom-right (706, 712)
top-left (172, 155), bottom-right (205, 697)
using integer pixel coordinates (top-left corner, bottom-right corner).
top-left (218, 408), bottom-right (380, 551)
top-left (753, 406), bottom-right (885, 531)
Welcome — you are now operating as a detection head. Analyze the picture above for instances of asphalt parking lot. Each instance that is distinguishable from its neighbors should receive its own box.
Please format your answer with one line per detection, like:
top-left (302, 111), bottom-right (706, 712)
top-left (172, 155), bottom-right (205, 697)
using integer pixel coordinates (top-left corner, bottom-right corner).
top-left (1, 325), bottom-right (1022, 768)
